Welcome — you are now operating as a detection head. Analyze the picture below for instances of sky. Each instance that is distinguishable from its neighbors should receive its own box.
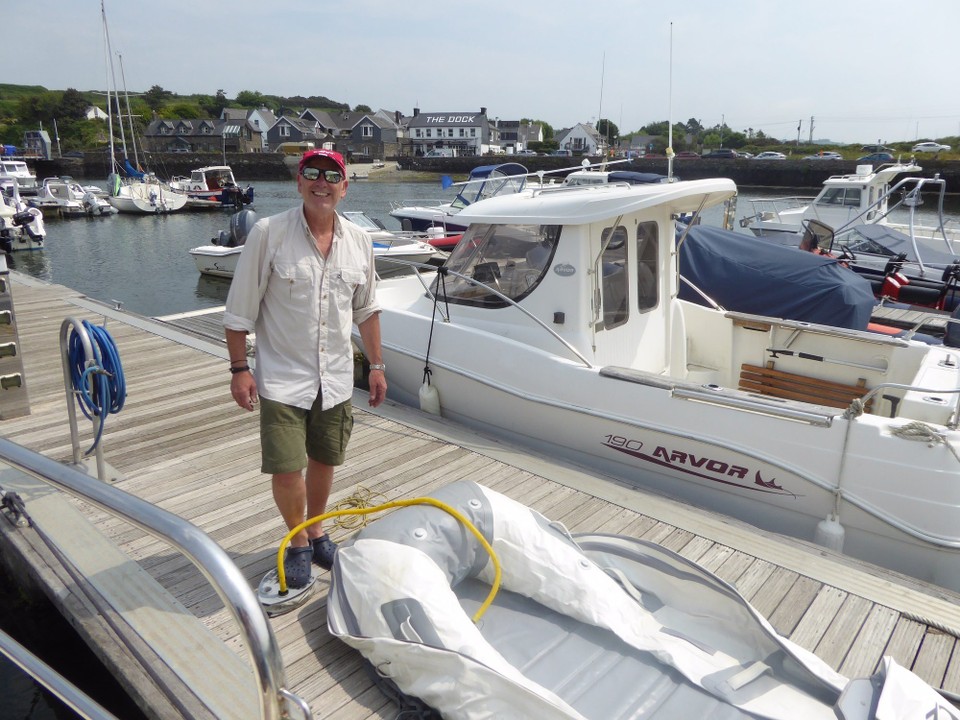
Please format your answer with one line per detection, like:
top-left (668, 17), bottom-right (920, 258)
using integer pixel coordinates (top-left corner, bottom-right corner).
top-left (8, 0), bottom-right (960, 146)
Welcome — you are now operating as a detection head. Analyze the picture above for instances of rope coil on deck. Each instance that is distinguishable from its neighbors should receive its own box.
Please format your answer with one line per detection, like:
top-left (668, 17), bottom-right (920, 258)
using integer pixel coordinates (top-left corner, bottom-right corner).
top-left (66, 320), bottom-right (126, 455)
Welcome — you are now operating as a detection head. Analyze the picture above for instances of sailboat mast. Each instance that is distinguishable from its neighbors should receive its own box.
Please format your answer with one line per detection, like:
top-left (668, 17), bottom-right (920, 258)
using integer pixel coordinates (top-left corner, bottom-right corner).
top-left (101, 0), bottom-right (116, 171)
top-left (117, 53), bottom-right (140, 171)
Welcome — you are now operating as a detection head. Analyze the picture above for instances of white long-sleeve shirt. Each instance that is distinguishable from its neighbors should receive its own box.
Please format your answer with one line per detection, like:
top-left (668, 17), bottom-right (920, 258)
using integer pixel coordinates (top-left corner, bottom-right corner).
top-left (223, 206), bottom-right (380, 410)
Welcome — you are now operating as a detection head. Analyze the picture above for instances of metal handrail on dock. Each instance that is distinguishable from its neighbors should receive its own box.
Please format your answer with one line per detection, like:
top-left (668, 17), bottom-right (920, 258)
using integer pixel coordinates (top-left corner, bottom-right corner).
top-left (0, 437), bottom-right (311, 720)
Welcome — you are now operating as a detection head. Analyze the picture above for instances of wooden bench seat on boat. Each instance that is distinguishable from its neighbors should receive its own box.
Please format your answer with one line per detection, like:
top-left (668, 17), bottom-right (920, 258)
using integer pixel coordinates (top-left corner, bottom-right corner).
top-left (738, 362), bottom-right (870, 410)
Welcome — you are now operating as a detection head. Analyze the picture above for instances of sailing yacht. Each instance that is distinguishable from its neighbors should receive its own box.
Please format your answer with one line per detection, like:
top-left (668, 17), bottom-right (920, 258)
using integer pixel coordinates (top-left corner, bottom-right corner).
top-left (100, 2), bottom-right (185, 215)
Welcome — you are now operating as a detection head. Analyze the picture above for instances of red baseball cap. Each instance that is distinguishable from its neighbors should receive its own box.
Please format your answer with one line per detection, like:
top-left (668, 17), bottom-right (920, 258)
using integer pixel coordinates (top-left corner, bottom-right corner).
top-left (299, 149), bottom-right (346, 175)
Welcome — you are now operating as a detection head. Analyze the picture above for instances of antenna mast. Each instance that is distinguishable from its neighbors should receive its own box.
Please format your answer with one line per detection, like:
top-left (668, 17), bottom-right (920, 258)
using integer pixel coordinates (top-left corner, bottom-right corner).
top-left (667, 22), bottom-right (675, 180)
top-left (597, 52), bottom-right (605, 158)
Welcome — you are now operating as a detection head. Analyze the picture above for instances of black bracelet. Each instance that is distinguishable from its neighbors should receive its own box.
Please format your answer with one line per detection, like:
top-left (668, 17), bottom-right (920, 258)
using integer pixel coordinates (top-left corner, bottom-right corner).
top-left (230, 365), bottom-right (251, 374)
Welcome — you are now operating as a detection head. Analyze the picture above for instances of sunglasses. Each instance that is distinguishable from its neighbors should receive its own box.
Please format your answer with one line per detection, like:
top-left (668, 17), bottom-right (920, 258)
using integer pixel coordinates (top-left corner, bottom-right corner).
top-left (301, 167), bottom-right (344, 183)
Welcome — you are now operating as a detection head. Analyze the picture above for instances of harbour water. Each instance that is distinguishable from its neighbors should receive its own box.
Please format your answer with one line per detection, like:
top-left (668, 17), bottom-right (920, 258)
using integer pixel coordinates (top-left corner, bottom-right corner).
top-left (2, 171), bottom-right (960, 718)
top-left (7, 176), bottom-right (960, 319)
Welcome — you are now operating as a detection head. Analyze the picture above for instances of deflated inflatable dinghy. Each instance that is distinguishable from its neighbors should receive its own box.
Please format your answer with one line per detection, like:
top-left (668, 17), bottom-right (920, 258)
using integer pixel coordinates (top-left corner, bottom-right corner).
top-left (327, 481), bottom-right (951, 719)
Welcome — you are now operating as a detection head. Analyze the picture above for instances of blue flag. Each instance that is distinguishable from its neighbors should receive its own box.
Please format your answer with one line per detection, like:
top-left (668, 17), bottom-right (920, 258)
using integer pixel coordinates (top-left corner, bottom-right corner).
top-left (440, 175), bottom-right (454, 190)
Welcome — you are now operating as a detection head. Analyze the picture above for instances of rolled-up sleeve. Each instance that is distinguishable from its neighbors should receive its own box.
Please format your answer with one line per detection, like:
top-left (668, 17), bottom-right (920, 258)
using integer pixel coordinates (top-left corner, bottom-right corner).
top-left (223, 219), bottom-right (273, 332)
top-left (350, 230), bottom-right (381, 327)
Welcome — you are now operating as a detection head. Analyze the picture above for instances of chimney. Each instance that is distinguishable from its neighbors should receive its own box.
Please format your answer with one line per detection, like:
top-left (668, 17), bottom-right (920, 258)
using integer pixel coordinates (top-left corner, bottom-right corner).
top-left (413, 108), bottom-right (420, 117)
top-left (395, 111), bottom-right (401, 123)
top-left (480, 107), bottom-right (487, 116)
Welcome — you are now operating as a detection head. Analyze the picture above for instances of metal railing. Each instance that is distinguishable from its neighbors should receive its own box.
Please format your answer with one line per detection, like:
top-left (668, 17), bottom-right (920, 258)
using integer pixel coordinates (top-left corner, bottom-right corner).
top-left (0, 437), bottom-right (310, 720)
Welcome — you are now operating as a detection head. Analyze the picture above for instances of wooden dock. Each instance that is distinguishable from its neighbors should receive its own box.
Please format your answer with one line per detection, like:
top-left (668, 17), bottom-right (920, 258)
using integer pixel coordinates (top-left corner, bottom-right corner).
top-left (2, 272), bottom-right (960, 719)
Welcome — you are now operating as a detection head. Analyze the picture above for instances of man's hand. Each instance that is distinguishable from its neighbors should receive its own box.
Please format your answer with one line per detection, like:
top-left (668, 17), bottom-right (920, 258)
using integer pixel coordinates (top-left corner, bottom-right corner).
top-left (231, 371), bottom-right (258, 411)
top-left (368, 370), bottom-right (387, 408)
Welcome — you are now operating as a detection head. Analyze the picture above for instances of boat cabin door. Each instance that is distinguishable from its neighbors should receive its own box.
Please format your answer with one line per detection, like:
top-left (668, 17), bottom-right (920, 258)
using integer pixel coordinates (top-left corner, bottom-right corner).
top-left (591, 218), bottom-right (665, 369)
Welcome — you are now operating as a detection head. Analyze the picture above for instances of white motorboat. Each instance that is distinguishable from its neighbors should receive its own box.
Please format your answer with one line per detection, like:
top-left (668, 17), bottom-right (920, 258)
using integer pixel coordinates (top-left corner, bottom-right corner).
top-left (389, 162), bottom-right (529, 233)
top-left (29, 176), bottom-right (116, 218)
top-left (328, 479), bottom-right (950, 719)
top-left (189, 210), bottom-right (445, 279)
top-left (354, 176), bottom-right (960, 593)
top-left (168, 165), bottom-right (254, 209)
top-left (739, 163), bottom-right (923, 240)
top-left (0, 159), bottom-right (38, 192)
top-left (342, 210), bottom-right (445, 276)
top-left (740, 163), bottom-right (960, 277)
top-left (0, 179), bottom-right (45, 251)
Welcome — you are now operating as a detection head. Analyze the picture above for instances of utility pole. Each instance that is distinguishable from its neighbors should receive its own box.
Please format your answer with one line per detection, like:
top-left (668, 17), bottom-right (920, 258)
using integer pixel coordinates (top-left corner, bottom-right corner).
top-left (808, 116), bottom-right (815, 144)
top-left (796, 119), bottom-right (802, 147)
top-left (719, 114), bottom-right (725, 148)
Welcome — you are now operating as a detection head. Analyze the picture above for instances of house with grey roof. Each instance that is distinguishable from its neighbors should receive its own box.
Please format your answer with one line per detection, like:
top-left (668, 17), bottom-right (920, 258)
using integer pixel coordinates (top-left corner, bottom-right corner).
top-left (266, 115), bottom-right (329, 152)
top-left (555, 123), bottom-right (604, 156)
top-left (142, 117), bottom-right (258, 153)
top-left (222, 107), bottom-right (276, 151)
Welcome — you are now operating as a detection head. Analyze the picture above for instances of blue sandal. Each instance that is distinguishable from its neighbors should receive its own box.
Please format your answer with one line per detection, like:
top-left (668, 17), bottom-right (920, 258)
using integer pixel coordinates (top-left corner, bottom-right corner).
top-left (284, 545), bottom-right (313, 588)
top-left (311, 533), bottom-right (338, 570)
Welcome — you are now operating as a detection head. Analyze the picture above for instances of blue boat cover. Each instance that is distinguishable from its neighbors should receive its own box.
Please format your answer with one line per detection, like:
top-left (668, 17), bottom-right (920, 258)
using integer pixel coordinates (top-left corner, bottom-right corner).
top-left (123, 158), bottom-right (145, 180)
top-left (678, 225), bottom-right (876, 330)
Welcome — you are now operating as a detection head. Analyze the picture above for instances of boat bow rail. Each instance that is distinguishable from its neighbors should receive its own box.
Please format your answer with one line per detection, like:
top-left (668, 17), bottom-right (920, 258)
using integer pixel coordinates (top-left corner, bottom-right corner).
top-left (0, 437), bottom-right (310, 720)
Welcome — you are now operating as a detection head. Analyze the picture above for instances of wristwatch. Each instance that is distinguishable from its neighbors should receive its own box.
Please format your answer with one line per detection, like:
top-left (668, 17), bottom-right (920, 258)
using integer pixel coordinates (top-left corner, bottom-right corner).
top-left (368, 363), bottom-right (386, 372)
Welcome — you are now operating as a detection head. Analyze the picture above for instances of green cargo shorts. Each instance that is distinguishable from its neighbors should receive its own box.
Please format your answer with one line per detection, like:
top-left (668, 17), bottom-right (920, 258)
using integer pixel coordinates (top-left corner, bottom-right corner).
top-left (259, 394), bottom-right (354, 474)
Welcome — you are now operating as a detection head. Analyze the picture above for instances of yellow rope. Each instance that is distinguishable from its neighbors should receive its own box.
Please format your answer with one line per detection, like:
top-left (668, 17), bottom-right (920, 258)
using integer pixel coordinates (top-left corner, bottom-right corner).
top-left (275, 496), bottom-right (502, 623)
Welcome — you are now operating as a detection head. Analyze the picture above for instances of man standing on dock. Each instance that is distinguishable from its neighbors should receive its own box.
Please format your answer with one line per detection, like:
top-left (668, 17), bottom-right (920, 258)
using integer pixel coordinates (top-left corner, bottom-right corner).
top-left (223, 149), bottom-right (387, 588)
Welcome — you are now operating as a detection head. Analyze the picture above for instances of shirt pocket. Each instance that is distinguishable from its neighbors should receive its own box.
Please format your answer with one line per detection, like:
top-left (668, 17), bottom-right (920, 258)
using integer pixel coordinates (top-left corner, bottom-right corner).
top-left (336, 267), bottom-right (366, 291)
top-left (272, 261), bottom-right (315, 301)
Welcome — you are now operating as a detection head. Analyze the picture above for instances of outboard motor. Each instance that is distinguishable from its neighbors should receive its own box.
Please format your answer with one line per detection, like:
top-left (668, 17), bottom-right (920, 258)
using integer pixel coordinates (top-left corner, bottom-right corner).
top-left (230, 208), bottom-right (256, 246)
top-left (82, 191), bottom-right (100, 216)
top-left (213, 209), bottom-right (258, 247)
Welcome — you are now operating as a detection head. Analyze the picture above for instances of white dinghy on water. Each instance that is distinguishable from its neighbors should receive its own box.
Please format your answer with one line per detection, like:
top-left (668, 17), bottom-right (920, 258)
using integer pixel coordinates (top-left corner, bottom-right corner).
top-left (328, 480), bottom-right (952, 719)
top-left (354, 173), bottom-right (960, 593)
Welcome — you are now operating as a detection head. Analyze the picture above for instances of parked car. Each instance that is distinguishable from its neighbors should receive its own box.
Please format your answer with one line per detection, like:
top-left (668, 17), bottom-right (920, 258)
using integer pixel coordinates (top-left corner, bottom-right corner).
top-left (857, 152), bottom-right (895, 163)
top-left (515, 149), bottom-right (538, 156)
top-left (673, 151), bottom-right (700, 159)
top-left (701, 148), bottom-right (738, 159)
top-left (860, 144), bottom-right (893, 153)
top-left (803, 151), bottom-right (843, 160)
top-left (753, 151), bottom-right (786, 160)
top-left (738, 151), bottom-right (754, 159)
top-left (911, 141), bottom-right (951, 153)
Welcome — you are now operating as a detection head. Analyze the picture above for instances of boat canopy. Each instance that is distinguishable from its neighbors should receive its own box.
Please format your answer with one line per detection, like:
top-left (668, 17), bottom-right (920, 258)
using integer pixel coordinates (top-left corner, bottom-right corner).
top-left (450, 162), bottom-right (529, 211)
top-left (678, 224), bottom-right (876, 330)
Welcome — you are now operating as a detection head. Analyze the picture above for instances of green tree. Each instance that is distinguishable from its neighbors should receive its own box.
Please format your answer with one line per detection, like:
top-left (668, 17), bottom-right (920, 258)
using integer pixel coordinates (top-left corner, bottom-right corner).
top-left (354, 104), bottom-right (372, 113)
top-left (199, 89), bottom-right (227, 116)
top-left (597, 118), bottom-right (619, 144)
top-left (235, 90), bottom-right (268, 108)
top-left (143, 85), bottom-right (173, 113)
top-left (57, 89), bottom-right (89, 121)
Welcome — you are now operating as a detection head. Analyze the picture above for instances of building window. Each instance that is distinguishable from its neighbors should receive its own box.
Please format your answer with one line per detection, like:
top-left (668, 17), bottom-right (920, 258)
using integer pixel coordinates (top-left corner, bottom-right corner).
top-left (459, 128), bottom-right (465, 137)
top-left (280, 125), bottom-right (290, 137)
top-left (415, 129), bottom-right (422, 138)
top-left (362, 125), bottom-right (373, 137)
top-left (470, 128), bottom-right (476, 137)
top-left (426, 129), bottom-right (432, 138)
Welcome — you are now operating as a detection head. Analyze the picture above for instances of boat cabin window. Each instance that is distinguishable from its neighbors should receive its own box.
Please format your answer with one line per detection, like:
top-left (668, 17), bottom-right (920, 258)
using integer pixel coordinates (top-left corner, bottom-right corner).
top-left (432, 223), bottom-right (560, 307)
top-left (816, 187), bottom-right (862, 208)
top-left (601, 225), bottom-right (629, 328)
top-left (636, 222), bottom-right (658, 311)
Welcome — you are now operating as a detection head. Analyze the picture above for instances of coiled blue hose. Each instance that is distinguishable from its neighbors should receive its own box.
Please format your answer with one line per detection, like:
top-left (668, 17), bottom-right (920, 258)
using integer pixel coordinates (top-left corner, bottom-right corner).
top-left (67, 320), bottom-right (126, 455)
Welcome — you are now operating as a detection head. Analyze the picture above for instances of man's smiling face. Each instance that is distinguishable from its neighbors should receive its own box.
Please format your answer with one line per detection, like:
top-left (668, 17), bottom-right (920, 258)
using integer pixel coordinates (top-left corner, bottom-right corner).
top-left (297, 158), bottom-right (348, 213)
